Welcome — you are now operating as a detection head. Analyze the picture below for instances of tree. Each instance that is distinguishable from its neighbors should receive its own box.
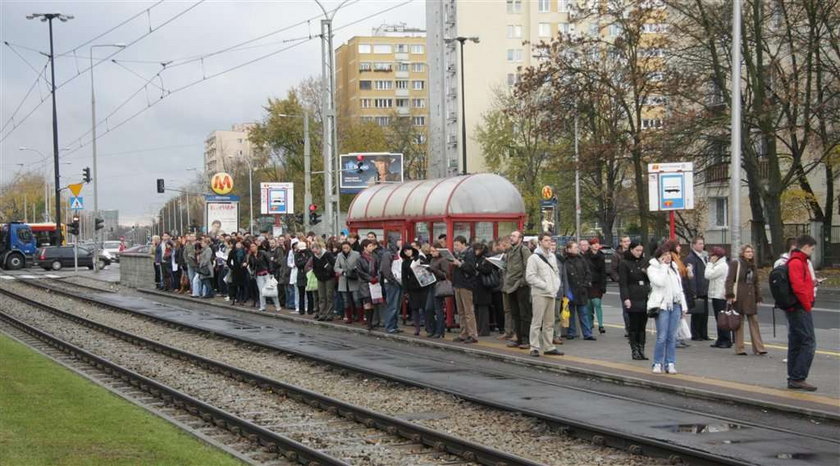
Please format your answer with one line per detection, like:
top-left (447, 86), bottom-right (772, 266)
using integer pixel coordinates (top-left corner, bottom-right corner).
top-left (385, 116), bottom-right (428, 180)
top-left (0, 172), bottom-right (48, 223)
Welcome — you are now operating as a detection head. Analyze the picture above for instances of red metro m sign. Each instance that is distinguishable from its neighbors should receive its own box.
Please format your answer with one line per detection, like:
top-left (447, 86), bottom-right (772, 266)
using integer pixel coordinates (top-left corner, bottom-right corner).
top-left (211, 172), bottom-right (234, 195)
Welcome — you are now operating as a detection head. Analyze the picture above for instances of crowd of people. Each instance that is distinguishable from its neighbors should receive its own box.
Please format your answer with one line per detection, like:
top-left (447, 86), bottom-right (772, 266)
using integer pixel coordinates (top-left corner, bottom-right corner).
top-left (148, 229), bottom-right (820, 391)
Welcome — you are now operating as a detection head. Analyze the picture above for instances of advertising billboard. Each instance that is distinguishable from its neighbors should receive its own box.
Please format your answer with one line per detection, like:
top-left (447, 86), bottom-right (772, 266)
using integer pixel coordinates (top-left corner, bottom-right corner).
top-left (206, 202), bottom-right (239, 235)
top-left (339, 152), bottom-right (404, 193)
top-left (260, 182), bottom-right (295, 215)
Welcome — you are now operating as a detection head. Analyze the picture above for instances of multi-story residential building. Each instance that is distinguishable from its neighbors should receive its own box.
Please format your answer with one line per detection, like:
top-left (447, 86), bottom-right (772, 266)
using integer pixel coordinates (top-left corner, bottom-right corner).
top-left (204, 123), bottom-right (259, 174)
top-left (335, 25), bottom-right (429, 161)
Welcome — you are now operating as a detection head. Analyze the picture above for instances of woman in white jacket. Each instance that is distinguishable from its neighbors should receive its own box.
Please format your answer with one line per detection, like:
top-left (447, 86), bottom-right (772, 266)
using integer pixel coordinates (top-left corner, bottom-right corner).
top-left (647, 247), bottom-right (688, 374)
top-left (705, 246), bottom-right (731, 348)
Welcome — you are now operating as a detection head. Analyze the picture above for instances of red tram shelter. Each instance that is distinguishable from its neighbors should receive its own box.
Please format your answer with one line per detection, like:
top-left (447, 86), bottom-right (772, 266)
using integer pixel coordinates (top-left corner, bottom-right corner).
top-left (346, 174), bottom-right (526, 247)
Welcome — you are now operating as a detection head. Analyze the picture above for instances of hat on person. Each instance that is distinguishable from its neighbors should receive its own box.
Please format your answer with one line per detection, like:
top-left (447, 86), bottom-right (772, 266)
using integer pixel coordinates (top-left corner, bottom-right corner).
top-left (589, 237), bottom-right (600, 245)
top-left (297, 242), bottom-right (307, 251)
top-left (291, 238), bottom-right (299, 247)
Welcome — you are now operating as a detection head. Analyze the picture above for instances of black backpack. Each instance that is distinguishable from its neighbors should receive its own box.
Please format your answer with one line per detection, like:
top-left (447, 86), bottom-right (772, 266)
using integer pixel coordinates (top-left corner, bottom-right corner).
top-left (769, 263), bottom-right (798, 310)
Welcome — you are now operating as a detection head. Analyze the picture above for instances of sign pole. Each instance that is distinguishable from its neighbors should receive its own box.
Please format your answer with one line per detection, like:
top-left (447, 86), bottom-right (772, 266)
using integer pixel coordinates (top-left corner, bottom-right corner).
top-left (73, 240), bottom-right (78, 273)
top-left (669, 211), bottom-right (676, 240)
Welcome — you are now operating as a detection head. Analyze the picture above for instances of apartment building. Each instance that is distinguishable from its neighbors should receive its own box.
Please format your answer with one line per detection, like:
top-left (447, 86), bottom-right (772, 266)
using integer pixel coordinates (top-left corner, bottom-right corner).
top-left (204, 123), bottom-right (260, 174)
top-left (335, 26), bottom-right (429, 143)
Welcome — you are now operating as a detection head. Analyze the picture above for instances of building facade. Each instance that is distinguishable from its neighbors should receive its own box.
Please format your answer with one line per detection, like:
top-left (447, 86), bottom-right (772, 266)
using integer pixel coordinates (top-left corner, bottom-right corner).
top-left (204, 123), bottom-right (259, 174)
top-left (335, 26), bottom-right (429, 158)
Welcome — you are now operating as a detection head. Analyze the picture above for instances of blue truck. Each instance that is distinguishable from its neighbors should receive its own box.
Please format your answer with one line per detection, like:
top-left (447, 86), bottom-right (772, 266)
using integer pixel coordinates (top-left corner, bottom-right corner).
top-left (0, 222), bottom-right (38, 270)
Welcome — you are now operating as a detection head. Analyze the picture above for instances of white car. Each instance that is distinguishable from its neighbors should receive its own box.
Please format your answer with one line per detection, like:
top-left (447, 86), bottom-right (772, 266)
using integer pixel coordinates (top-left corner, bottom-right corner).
top-left (102, 241), bottom-right (122, 263)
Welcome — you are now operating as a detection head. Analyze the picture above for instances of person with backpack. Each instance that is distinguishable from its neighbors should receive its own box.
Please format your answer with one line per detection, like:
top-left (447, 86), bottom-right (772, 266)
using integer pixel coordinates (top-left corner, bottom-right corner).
top-left (724, 244), bottom-right (766, 356)
top-left (783, 235), bottom-right (819, 391)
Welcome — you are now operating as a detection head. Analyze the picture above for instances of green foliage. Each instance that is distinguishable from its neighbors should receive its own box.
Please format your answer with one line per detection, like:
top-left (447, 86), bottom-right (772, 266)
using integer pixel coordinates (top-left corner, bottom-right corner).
top-left (0, 171), bottom-right (49, 223)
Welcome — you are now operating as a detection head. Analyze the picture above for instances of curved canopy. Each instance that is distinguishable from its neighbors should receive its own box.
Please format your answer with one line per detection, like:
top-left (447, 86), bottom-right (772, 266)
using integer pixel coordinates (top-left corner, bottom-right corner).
top-left (347, 174), bottom-right (525, 222)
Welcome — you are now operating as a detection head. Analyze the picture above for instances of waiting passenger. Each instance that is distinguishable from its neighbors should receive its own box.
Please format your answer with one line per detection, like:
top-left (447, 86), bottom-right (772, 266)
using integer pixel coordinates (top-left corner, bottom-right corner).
top-left (648, 247), bottom-right (687, 374)
top-left (725, 244), bottom-right (766, 356)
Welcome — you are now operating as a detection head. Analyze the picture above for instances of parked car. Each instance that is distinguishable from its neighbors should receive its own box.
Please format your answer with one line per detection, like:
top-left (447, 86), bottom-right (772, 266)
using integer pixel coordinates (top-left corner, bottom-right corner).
top-left (102, 241), bottom-right (122, 262)
top-left (34, 245), bottom-right (111, 271)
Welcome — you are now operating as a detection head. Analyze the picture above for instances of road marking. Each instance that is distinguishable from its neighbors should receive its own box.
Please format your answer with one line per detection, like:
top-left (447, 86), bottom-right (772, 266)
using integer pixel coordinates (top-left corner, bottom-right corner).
top-left (45, 274), bottom-right (61, 278)
top-left (0, 275), bottom-right (14, 280)
top-left (600, 323), bottom-right (840, 357)
top-left (476, 339), bottom-right (840, 407)
top-left (18, 275), bottom-right (37, 279)
top-left (604, 290), bottom-right (839, 313)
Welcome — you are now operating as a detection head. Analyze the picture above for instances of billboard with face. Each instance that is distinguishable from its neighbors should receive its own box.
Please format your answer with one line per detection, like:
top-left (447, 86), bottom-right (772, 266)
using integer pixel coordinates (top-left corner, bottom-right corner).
top-left (206, 202), bottom-right (239, 235)
top-left (339, 153), bottom-right (404, 193)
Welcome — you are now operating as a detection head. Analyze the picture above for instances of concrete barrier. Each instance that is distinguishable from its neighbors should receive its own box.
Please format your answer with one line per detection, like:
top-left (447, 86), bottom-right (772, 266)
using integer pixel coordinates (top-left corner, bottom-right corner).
top-left (119, 253), bottom-right (155, 288)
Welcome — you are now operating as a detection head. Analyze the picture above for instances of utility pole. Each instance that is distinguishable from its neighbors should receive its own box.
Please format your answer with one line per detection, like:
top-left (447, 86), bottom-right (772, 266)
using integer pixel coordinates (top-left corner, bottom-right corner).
top-left (574, 98), bottom-right (581, 242)
top-left (730, 0), bottom-right (742, 254)
top-left (304, 112), bottom-right (312, 230)
top-left (27, 12), bottom-right (73, 246)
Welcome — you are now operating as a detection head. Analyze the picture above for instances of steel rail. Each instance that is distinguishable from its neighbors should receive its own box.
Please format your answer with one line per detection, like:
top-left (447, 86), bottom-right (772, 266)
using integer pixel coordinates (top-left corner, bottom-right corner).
top-left (0, 307), bottom-right (345, 466)
top-left (0, 283), bottom-right (539, 466)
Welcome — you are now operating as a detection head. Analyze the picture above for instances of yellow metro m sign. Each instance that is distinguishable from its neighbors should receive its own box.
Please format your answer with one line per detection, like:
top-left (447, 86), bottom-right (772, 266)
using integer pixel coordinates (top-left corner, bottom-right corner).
top-left (211, 172), bottom-right (234, 195)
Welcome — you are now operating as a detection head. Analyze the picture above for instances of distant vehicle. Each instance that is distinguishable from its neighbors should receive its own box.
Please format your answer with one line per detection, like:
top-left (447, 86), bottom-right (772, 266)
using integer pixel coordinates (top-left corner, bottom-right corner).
top-left (27, 222), bottom-right (66, 247)
top-left (121, 244), bottom-right (150, 255)
top-left (102, 241), bottom-right (122, 262)
top-left (0, 222), bottom-right (37, 269)
top-left (34, 245), bottom-right (111, 271)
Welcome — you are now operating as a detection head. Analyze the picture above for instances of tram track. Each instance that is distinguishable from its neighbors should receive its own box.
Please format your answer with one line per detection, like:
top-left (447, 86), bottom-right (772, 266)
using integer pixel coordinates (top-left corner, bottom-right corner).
top-left (8, 278), bottom-right (840, 465)
top-left (0, 283), bottom-right (540, 466)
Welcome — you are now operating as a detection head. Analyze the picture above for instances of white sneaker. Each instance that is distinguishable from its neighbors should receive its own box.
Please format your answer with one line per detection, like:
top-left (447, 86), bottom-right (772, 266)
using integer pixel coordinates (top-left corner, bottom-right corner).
top-left (652, 364), bottom-right (663, 374)
top-left (224, 296), bottom-right (230, 301)
top-left (666, 363), bottom-right (677, 374)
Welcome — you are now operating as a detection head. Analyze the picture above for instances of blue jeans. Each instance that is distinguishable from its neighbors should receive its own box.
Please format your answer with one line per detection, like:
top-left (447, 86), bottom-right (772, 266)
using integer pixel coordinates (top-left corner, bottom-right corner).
top-left (654, 304), bottom-right (682, 366)
top-left (785, 309), bottom-right (816, 382)
top-left (285, 284), bottom-right (296, 309)
top-left (200, 277), bottom-right (215, 298)
top-left (383, 282), bottom-right (402, 332)
top-left (566, 304), bottom-right (592, 338)
top-left (333, 291), bottom-right (344, 317)
top-left (432, 296), bottom-right (446, 336)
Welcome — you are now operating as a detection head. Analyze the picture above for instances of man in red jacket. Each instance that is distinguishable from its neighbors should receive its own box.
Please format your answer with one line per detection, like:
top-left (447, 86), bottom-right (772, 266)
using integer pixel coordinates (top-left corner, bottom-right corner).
top-left (785, 235), bottom-right (818, 391)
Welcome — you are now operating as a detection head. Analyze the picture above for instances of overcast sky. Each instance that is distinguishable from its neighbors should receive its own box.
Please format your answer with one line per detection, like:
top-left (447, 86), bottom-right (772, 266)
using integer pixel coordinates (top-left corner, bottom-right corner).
top-left (1, 0), bottom-right (425, 225)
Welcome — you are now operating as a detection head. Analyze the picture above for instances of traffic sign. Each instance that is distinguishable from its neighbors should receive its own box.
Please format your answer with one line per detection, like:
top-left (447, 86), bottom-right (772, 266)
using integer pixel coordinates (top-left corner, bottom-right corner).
top-left (69, 196), bottom-right (84, 210)
top-left (204, 194), bottom-right (240, 202)
top-left (648, 162), bottom-right (694, 212)
top-left (68, 183), bottom-right (84, 197)
top-left (541, 185), bottom-right (554, 200)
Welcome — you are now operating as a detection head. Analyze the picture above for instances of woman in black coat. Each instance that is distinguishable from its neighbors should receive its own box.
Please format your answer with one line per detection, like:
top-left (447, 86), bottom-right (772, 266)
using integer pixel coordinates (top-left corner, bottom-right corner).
top-left (401, 245), bottom-right (431, 336)
top-left (618, 242), bottom-right (649, 360)
top-left (294, 244), bottom-right (314, 315)
top-left (563, 241), bottom-right (594, 340)
top-left (473, 243), bottom-right (496, 337)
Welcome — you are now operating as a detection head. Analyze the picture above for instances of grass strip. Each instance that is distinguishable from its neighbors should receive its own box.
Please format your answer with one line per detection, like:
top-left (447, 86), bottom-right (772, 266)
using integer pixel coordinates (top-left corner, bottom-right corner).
top-left (0, 332), bottom-right (243, 465)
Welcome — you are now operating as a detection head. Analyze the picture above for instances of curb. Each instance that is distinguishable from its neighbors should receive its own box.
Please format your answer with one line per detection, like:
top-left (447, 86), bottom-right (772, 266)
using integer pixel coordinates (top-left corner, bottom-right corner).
top-left (136, 288), bottom-right (840, 422)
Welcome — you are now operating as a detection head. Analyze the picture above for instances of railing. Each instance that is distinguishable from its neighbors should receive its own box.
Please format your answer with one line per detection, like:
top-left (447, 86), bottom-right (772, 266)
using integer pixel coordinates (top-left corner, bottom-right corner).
top-left (701, 160), bottom-right (770, 184)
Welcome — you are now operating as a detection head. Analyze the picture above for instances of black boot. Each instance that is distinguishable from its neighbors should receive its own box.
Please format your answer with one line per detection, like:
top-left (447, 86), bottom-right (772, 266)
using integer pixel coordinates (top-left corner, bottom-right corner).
top-left (629, 332), bottom-right (641, 360)
top-left (365, 309), bottom-right (374, 330)
top-left (638, 331), bottom-right (649, 360)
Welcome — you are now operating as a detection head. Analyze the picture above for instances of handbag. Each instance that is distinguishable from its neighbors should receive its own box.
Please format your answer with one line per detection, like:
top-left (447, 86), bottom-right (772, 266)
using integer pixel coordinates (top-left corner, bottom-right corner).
top-left (560, 297), bottom-right (571, 327)
top-left (717, 303), bottom-right (742, 331)
top-left (261, 276), bottom-right (279, 298)
top-left (646, 307), bottom-right (661, 318)
top-left (369, 282), bottom-right (384, 304)
top-left (688, 298), bottom-right (706, 315)
top-left (223, 269), bottom-right (233, 284)
top-left (434, 279), bottom-right (455, 298)
top-left (198, 265), bottom-right (211, 277)
top-left (306, 270), bottom-right (318, 291)
top-left (677, 316), bottom-right (692, 340)
top-left (481, 267), bottom-right (501, 289)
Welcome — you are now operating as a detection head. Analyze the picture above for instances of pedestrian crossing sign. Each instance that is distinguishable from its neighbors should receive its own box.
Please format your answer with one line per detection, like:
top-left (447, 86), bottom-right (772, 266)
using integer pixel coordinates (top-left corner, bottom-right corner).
top-left (69, 196), bottom-right (84, 210)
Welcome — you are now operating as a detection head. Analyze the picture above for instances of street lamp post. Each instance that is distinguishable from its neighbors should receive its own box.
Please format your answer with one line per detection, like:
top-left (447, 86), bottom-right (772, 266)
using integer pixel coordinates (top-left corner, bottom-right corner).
top-left (228, 155), bottom-right (254, 234)
top-left (446, 36), bottom-right (480, 175)
top-left (90, 43), bottom-right (125, 272)
top-left (27, 12), bottom-right (73, 245)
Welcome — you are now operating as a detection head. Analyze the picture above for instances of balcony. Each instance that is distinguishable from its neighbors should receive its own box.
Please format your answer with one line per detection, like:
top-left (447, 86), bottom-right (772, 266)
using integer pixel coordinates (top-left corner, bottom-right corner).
top-left (703, 160), bottom-right (770, 184)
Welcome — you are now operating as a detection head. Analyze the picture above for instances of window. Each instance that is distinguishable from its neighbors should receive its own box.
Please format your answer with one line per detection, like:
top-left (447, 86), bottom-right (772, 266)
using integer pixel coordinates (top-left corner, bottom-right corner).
top-left (538, 23), bottom-right (551, 37)
top-left (507, 73), bottom-right (517, 86)
top-left (642, 23), bottom-right (669, 33)
top-left (414, 134), bottom-right (427, 144)
top-left (373, 44), bottom-right (392, 54)
top-left (412, 80), bottom-right (425, 90)
top-left (643, 95), bottom-right (667, 106)
top-left (396, 98), bottom-right (409, 108)
top-left (589, 23), bottom-right (600, 37)
top-left (410, 44), bottom-right (424, 54)
top-left (374, 98), bottom-right (393, 108)
top-left (358, 44), bottom-right (371, 53)
top-left (640, 48), bottom-right (666, 58)
top-left (375, 116), bottom-right (391, 126)
top-left (506, 49), bottom-right (523, 62)
top-left (712, 198), bottom-right (728, 227)
top-left (648, 71), bottom-right (666, 82)
top-left (359, 80), bottom-right (372, 90)
top-left (373, 62), bottom-right (392, 71)
top-left (559, 22), bottom-right (570, 34)
top-left (412, 98), bottom-right (426, 108)
top-left (396, 79), bottom-right (409, 89)
top-left (397, 62), bottom-right (409, 72)
top-left (361, 116), bottom-right (374, 124)
top-left (360, 99), bottom-right (372, 108)
top-left (506, 0), bottom-right (522, 13)
top-left (412, 116), bottom-right (426, 126)
top-left (507, 24), bottom-right (523, 38)
top-left (395, 44), bottom-right (408, 53)
top-left (538, 0), bottom-right (550, 12)
top-left (558, 0), bottom-right (569, 12)
top-left (641, 118), bottom-right (664, 129)
top-left (359, 62), bottom-right (372, 71)
top-left (411, 62), bottom-right (424, 72)
top-left (374, 80), bottom-right (393, 90)
top-left (609, 24), bottom-right (621, 37)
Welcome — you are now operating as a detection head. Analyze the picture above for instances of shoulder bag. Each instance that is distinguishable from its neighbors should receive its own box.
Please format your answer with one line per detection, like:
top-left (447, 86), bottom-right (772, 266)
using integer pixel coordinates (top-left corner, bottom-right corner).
top-left (718, 260), bottom-right (742, 331)
top-left (435, 279), bottom-right (455, 298)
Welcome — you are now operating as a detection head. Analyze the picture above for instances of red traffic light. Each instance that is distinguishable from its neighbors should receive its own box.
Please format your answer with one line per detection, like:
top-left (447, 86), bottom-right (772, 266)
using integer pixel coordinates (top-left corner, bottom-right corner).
top-left (309, 204), bottom-right (318, 212)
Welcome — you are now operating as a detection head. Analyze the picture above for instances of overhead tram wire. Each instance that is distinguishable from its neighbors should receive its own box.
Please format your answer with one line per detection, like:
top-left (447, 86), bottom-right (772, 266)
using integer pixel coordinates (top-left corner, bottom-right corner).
top-left (55, 0), bottom-right (165, 57)
top-left (0, 1), bottom-right (205, 143)
top-left (57, 0), bottom-right (417, 158)
top-left (0, 60), bottom-right (49, 135)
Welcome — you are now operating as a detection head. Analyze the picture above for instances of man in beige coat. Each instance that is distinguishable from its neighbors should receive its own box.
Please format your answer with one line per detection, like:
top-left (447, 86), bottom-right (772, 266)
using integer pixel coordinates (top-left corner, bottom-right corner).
top-left (525, 233), bottom-right (564, 357)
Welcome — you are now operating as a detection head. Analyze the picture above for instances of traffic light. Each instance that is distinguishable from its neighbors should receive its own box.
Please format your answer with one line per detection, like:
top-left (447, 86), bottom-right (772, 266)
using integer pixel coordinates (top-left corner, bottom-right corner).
top-left (156, 178), bottom-right (165, 193)
top-left (94, 218), bottom-right (105, 231)
top-left (308, 204), bottom-right (321, 225)
top-left (82, 167), bottom-right (91, 183)
top-left (355, 154), bottom-right (365, 173)
top-left (68, 216), bottom-right (80, 236)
